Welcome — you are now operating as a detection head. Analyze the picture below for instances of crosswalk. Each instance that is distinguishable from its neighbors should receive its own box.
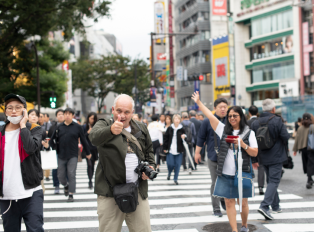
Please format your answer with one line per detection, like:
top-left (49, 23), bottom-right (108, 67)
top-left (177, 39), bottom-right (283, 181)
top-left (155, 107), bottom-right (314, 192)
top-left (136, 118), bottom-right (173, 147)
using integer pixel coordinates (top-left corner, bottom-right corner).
top-left (0, 161), bottom-right (313, 231)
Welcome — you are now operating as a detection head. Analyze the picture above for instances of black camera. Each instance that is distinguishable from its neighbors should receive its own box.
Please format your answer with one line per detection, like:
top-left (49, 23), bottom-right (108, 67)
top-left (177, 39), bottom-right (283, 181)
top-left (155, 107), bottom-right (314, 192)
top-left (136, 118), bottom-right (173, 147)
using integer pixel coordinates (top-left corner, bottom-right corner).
top-left (134, 162), bottom-right (158, 180)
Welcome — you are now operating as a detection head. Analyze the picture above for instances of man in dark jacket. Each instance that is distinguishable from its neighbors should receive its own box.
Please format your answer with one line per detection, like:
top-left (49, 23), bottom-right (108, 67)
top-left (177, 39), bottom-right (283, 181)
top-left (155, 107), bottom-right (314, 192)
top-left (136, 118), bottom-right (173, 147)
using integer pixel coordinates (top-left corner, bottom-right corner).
top-left (0, 93), bottom-right (44, 232)
top-left (89, 94), bottom-right (156, 232)
top-left (48, 109), bottom-right (64, 194)
top-left (247, 105), bottom-right (265, 195)
top-left (251, 99), bottom-right (290, 220)
top-left (190, 110), bottom-right (202, 164)
top-left (195, 98), bottom-right (228, 217)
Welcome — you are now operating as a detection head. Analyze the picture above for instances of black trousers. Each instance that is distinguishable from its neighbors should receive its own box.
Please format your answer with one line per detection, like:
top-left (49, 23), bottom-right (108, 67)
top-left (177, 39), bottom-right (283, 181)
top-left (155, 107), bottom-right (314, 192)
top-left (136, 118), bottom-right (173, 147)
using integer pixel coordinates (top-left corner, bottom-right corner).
top-left (306, 150), bottom-right (314, 177)
top-left (152, 140), bottom-right (161, 165)
top-left (0, 190), bottom-right (44, 232)
top-left (301, 148), bottom-right (309, 174)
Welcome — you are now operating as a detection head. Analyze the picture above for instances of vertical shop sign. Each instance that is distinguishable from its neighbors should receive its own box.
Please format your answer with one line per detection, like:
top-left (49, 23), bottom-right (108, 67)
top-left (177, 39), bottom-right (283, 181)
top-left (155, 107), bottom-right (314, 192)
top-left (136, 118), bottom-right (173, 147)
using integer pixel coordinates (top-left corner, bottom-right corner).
top-left (212, 0), bottom-right (227, 16)
top-left (303, 22), bottom-right (313, 76)
top-left (169, 0), bottom-right (174, 101)
top-left (154, 2), bottom-right (165, 42)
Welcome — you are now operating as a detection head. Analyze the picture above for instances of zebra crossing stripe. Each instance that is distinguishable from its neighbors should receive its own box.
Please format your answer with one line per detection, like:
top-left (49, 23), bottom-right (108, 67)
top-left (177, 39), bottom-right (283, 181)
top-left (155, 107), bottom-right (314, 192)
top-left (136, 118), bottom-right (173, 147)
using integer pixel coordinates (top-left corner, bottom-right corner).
top-left (41, 201), bottom-right (314, 217)
top-left (263, 224), bottom-right (314, 232)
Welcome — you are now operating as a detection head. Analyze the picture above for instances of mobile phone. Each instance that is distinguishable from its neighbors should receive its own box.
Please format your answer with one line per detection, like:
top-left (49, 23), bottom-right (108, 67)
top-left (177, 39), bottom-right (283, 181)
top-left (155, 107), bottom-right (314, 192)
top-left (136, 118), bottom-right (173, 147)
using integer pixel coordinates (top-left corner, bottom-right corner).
top-left (45, 138), bottom-right (51, 142)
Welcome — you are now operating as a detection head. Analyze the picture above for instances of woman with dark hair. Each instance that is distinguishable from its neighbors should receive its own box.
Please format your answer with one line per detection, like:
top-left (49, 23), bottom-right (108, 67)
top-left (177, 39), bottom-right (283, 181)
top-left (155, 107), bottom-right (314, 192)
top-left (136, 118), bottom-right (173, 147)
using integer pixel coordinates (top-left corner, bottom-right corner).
top-left (82, 112), bottom-right (98, 189)
top-left (165, 115), bottom-right (172, 129)
top-left (192, 92), bottom-right (258, 232)
top-left (293, 113), bottom-right (314, 189)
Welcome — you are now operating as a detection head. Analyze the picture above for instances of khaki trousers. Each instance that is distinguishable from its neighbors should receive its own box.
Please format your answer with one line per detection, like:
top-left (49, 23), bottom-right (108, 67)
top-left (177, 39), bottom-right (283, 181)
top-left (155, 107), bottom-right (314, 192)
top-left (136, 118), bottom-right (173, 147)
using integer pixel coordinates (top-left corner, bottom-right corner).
top-left (97, 192), bottom-right (152, 232)
top-left (44, 170), bottom-right (50, 178)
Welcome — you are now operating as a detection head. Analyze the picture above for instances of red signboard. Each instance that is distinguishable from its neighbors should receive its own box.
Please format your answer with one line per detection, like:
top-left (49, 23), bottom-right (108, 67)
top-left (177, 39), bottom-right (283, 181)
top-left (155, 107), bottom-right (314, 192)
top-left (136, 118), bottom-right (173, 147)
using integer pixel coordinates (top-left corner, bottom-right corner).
top-left (217, 64), bottom-right (226, 77)
top-left (212, 0), bottom-right (227, 16)
top-left (157, 53), bottom-right (167, 60)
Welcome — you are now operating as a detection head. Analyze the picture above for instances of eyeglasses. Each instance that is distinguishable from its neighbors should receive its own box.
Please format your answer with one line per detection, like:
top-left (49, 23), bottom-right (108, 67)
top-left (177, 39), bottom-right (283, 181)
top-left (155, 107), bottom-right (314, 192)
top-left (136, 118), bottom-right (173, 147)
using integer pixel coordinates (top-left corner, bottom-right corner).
top-left (228, 114), bottom-right (240, 119)
top-left (6, 106), bottom-right (23, 112)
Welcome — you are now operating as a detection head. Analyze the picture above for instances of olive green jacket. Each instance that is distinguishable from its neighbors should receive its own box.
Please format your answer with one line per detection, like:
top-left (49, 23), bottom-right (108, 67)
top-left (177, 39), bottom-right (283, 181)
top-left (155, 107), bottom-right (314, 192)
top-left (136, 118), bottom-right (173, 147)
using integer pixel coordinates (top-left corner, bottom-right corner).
top-left (89, 118), bottom-right (156, 200)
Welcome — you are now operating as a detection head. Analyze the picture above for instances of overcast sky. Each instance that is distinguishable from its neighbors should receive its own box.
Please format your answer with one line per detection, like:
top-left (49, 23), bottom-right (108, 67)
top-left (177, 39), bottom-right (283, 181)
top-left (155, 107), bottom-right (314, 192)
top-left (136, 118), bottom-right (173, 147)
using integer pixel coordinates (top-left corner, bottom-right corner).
top-left (93, 0), bottom-right (155, 60)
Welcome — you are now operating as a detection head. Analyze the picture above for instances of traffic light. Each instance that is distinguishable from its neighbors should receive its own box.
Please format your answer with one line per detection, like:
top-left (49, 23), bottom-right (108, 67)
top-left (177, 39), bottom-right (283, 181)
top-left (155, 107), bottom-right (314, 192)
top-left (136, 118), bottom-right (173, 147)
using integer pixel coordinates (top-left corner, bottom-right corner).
top-left (187, 74), bottom-right (204, 81)
top-left (50, 97), bottom-right (56, 109)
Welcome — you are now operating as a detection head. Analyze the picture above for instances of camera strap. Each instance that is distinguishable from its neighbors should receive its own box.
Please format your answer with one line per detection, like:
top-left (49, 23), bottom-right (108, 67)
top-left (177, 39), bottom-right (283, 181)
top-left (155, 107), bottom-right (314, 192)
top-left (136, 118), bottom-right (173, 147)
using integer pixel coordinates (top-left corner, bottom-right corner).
top-left (121, 129), bottom-right (142, 152)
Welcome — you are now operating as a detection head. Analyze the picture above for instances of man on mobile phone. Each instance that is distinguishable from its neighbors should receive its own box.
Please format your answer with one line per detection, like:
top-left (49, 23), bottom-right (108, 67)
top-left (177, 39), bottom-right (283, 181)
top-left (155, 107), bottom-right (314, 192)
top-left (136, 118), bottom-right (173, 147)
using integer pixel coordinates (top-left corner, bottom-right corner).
top-left (0, 93), bottom-right (44, 231)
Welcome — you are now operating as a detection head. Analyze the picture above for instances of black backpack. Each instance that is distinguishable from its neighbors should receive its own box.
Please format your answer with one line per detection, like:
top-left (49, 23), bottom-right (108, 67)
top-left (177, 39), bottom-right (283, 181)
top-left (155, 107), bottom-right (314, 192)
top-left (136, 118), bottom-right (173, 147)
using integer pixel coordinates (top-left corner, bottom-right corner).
top-left (256, 115), bottom-right (276, 151)
top-left (182, 122), bottom-right (193, 145)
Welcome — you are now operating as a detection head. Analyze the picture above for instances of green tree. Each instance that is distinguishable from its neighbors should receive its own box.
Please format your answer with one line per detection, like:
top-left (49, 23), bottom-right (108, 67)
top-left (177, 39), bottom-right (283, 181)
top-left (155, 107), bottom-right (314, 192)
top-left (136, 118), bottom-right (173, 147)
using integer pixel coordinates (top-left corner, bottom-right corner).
top-left (71, 55), bottom-right (151, 113)
top-left (0, 0), bottom-right (111, 105)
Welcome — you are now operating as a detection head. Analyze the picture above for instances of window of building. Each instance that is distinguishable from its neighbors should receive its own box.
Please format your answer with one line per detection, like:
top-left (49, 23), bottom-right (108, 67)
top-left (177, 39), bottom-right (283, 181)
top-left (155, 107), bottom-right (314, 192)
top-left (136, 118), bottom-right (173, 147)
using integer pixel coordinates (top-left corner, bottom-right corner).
top-left (191, 13), bottom-right (198, 22)
top-left (251, 10), bottom-right (293, 38)
top-left (252, 90), bottom-right (279, 102)
top-left (199, 12), bottom-right (209, 21)
top-left (250, 35), bottom-right (294, 60)
top-left (252, 60), bottom-right (295, 83)
top-left (201, 50), bottom-right (210, 63)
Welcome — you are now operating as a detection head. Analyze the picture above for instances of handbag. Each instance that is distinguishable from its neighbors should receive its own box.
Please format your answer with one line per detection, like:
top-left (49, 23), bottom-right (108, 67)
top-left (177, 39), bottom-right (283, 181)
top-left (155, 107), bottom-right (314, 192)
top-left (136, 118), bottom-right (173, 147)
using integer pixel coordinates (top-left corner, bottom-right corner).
top-left (233, 144), bottom-right (254, 191)
top-left (101, 120), bottom-right (144, 213)
top-left (40, 149), bottom-right (58, 170)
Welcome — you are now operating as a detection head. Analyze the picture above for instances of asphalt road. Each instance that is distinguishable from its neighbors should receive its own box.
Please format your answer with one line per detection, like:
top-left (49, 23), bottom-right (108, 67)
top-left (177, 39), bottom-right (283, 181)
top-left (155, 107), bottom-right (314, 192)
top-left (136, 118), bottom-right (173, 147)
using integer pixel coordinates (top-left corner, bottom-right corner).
top-left (0, 139), bottom-right (313, 232)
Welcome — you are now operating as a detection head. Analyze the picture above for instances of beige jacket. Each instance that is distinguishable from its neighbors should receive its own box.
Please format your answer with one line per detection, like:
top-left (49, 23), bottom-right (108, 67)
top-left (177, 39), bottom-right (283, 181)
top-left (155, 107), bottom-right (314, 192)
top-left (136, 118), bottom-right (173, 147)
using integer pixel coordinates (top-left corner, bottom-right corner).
top-left (293, 125), bottom-right (310, 152)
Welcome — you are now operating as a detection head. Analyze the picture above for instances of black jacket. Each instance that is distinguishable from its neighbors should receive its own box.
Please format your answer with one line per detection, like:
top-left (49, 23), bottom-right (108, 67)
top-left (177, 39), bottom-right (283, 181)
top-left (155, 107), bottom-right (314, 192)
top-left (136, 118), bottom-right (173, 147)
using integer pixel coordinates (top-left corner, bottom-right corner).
top-left (190, 117), bottom-right (201, 144)
top-left (247, 117), bottom-right (258, 128)
top-left (0, 122), bottom-right (43, 197)
top-left (163, 125), bottom-right (186, 153)
top-left (251, 112), bottom-right (290, 165)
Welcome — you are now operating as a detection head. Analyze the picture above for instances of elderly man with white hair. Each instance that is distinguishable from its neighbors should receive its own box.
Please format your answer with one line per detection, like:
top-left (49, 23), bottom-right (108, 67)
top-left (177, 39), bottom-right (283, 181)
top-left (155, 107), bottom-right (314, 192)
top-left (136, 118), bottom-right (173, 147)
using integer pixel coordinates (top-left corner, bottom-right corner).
top-left (89, 94), bottom-right (156, 232)
top-left (251, 98), bottom-right (290, 220)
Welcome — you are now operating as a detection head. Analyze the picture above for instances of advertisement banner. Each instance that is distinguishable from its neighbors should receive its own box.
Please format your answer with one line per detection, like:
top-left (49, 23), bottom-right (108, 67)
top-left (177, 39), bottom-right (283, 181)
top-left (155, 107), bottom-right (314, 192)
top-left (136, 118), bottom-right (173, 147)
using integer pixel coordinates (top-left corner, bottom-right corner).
top-left (303, 22), bottom-right (313, 76)
top-left (212, 36), bottom-right (230, 100)
top-left (150, 87), bottom-right (157, 107)
top-left (212, 0), bottom-right (227, 16)
top-left (154, 1), bottom-right (165, 42)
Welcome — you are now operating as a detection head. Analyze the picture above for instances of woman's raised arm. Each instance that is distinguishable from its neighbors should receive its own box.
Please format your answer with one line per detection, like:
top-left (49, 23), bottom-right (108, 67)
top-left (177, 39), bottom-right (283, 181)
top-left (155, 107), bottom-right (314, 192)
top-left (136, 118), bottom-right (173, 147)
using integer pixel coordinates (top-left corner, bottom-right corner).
top-left (191, 91), bottom-right (220, 131)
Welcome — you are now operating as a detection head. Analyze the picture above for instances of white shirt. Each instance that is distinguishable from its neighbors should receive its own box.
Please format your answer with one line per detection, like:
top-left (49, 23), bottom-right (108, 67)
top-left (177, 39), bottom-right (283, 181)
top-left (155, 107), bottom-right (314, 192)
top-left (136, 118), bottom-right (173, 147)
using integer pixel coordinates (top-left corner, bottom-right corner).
top-left (215, 122), bottom-right (258, 176)
top-left (148, 121), bottom-right (164, 144)
top-left (170, 124), bottom-right (183, 155)
top-left (124, 126), bottom-right (139, 183)
top-left (1, 129), bottom-right (41, 200)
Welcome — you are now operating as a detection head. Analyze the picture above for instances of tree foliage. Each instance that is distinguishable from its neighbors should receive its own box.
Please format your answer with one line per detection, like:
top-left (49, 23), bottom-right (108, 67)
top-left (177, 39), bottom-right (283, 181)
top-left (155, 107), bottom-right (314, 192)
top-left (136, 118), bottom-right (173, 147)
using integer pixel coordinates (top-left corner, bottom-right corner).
top-left (0, 0), bottom-right (111, 106)
top-left (71, 55), bottom-right (150, 113)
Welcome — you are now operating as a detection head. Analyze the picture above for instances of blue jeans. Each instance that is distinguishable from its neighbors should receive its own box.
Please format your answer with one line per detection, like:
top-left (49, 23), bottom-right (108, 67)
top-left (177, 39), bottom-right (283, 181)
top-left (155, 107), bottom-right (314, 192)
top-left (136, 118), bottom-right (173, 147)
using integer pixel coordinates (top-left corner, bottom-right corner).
top-left (260, 163), bottom-right (282, 211)
top-left (167, 153), bottom-right (183, 181)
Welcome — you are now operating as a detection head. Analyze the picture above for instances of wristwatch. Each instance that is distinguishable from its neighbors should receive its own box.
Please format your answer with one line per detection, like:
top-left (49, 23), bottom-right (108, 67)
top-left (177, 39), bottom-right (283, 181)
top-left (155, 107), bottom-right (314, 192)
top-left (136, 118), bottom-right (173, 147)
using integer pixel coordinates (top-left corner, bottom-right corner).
top-left (244, 145), bottom-right (249, 150)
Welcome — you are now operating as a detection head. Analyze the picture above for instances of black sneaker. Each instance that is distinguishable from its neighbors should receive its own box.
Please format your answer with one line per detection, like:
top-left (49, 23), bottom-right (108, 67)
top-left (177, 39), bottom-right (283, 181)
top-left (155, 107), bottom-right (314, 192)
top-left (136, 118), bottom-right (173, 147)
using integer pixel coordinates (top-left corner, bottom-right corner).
top-left (45, 177), bottom-right (50, 181)
top-left (157, 168), bottom-right (160, 173)
top-left (89, 181), bottom-right (93, 189)
top-left (67, 195), bottom-right (74, 202)
top-left (167, 175), bottom-right (170, 180)
top-left (213, 210), bottom-right (223, 217)
top-left (259, 187), bottom-right (264, 195)
top-left (220, 200), bottom-right (226, 211)
top-left (258, 208), bottom-right (273, 220)
top-left (174, 181), bottom-right (179, 185)
top-left (306, 182), bottom-right (313, 189)
top-left (64, 185), bottom-right (69, 196)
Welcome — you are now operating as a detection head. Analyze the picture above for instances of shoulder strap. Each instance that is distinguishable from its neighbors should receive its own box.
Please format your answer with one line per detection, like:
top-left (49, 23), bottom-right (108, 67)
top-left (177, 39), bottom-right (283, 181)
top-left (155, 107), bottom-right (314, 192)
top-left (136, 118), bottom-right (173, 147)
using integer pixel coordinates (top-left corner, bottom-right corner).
top-left (121, 129), bottom-right (142, 152)
top-left (213, 133), bottom-right (219, 154)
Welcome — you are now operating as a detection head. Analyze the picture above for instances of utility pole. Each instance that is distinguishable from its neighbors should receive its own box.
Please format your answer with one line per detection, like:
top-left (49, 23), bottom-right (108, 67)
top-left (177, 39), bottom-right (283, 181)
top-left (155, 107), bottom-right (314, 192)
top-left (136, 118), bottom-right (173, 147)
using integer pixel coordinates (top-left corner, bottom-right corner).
top-left (33, 43), bottom-right (40, 114)
top-left (134, 64), bottom-right (138, 113)
top-left (150, 32), bottom-right (155, 114)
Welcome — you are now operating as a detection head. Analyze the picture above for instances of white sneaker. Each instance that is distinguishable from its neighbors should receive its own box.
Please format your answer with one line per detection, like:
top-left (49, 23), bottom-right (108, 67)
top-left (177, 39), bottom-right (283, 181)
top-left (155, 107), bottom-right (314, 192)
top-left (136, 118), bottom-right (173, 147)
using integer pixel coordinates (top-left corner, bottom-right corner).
top-left (189, 168), bottom-right (192, 175)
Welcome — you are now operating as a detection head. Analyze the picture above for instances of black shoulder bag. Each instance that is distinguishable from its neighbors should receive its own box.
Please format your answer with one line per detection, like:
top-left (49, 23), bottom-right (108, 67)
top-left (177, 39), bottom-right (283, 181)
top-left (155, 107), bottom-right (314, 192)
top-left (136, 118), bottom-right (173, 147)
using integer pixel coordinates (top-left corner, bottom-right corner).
top-left (100, 120), bottom-right (144, 213)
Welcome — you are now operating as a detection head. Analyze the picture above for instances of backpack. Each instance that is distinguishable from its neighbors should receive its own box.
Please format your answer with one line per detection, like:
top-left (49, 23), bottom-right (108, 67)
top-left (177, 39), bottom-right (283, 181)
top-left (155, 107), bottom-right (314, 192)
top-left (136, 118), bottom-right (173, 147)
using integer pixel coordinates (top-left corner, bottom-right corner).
top-left (255, 115), bottom-right (276, 151)
top-left (308, 124), bottom-right (314, 151)
top-left (182, 122), bottom-right (193, 145)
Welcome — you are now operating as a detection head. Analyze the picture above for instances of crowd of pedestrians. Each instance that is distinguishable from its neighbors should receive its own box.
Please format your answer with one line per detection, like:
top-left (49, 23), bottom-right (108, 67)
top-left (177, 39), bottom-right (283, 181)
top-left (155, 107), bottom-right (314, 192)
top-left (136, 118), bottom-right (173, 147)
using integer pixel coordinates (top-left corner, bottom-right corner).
top-left (1, 91), bottom-right (313, 232)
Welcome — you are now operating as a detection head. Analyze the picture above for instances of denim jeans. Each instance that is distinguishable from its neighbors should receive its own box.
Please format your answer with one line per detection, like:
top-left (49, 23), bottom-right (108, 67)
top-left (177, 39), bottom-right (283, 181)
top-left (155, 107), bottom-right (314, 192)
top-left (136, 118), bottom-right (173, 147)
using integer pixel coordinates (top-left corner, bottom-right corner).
top-left (58, 157), bottom-right (78, 193)
top-left (167, 153), bottom-right (183, 181)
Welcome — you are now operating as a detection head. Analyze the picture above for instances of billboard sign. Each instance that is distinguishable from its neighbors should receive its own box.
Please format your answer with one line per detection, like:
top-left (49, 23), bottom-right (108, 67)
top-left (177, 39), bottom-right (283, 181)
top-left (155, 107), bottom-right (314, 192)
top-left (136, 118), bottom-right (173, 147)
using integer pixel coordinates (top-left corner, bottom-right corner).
top-left (154, 1), bottom-right (165, 41)
top-left (177, 66), bottom-right (183, 81)
top-left (212, 0), bottom-right (227, 16)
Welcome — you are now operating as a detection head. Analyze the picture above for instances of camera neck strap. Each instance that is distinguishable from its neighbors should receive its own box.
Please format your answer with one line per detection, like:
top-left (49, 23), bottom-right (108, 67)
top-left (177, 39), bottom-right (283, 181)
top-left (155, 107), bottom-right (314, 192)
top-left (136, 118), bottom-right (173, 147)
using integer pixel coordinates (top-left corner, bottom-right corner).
top-left (121, 129), bottom-right (142, 152)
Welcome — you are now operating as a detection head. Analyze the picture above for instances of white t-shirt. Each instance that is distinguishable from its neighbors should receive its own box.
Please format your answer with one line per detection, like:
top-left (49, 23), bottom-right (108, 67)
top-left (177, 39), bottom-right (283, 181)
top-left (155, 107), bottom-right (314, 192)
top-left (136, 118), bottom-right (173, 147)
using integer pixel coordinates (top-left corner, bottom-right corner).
top-left (215, 122), bottom-right (258, 176)
top-left (1, 129), bottom-right (42, 200)
top-left (124, 126), bottom-right (139, 183)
